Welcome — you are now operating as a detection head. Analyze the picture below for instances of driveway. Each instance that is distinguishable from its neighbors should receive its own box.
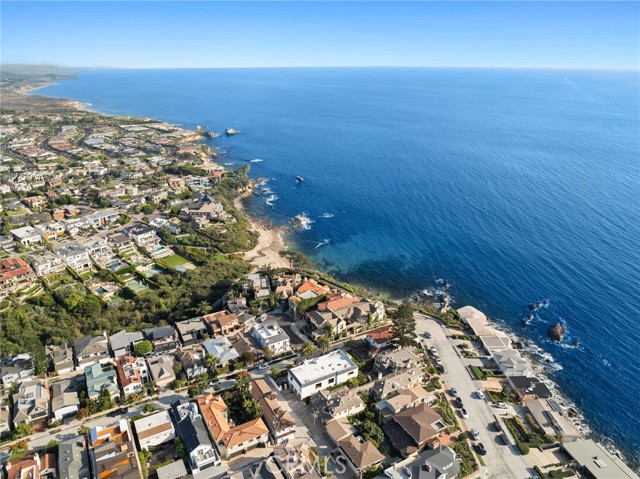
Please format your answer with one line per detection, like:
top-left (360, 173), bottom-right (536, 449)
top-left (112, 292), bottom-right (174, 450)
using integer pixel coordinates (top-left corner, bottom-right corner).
top-left (415, 313), bottom-right (534, 479)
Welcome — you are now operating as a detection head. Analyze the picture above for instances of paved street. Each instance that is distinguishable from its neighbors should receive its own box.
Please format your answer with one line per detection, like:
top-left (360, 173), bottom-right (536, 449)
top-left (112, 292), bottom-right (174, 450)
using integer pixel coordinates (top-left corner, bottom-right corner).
top-left (415, 313), bottom-right (533, 479)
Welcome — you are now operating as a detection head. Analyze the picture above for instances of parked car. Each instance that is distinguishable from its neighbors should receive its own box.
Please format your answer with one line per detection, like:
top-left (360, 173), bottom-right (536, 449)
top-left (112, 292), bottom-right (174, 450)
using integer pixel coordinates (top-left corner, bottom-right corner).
top-left (470, 428), bottom-right (480, 441)
top-left (476, 389), bottom-right (485, 400)
top-left (455, 397), bottom-right (463, 408)
top-left (424, 331), bottom-right (432, 339)
top-left (108, 407), bottom-right (128, 417)
top-left (461, 408), bottom-right (469, 419)
top-left (493, 420), bottom-right (502, 431)
top-left (258, 363), bottom-right (268, 370)
top-left (477, 443), bottom-right (487, 455)
top-left (495, 402), bottom-right (508, 409)
top-left (451, 387), bottom-right (458, 397)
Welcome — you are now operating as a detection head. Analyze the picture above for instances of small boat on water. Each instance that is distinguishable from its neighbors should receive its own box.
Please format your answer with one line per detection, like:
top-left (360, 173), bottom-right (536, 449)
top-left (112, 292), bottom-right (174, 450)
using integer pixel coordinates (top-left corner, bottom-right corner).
top-left (295, 176), bottom-right (304, 183)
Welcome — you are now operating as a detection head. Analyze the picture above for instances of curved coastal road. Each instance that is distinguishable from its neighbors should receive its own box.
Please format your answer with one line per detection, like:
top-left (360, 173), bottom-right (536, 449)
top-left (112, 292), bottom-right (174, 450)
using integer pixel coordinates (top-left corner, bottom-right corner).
top-left (414, 313), bottom-right (533, 479)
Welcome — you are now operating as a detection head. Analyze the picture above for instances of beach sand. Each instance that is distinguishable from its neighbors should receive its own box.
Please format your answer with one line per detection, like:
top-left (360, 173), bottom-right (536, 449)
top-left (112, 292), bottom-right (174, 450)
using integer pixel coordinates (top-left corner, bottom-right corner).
top-left (234, 194), bottom-right (290, 270)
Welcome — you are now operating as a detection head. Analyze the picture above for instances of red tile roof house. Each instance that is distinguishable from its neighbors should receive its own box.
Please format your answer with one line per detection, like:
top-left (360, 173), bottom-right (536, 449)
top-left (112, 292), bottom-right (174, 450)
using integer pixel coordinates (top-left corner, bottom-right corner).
top-left (197, 394), bottom-right (269, 460)
top-left (365, 324), bottom-right (394, 352)
top-left (202, 311), bottom-right (239, 337)
top-left (115, 356), bottom-right (148, 397)
top-left (0, 257), bottom-right (36, 300)
top-left (382, 403), bottom-right (447, 457)
top-left (3, 453), bottom-right (57, 479)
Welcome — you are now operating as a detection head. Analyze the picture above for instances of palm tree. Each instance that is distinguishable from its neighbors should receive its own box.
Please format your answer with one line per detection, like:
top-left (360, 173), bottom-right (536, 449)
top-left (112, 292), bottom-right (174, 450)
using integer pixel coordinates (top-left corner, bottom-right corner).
top-left (301, 340), bottom-right (317, 359)
top-left (318, 336), bottom-right (330, 353)
top-left (204, 354), bottom-right (218, 371)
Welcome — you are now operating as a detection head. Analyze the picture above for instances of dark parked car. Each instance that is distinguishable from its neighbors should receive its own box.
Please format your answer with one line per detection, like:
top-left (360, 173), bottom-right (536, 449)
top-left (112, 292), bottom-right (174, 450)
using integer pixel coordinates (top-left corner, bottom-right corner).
top-left (455, 397), bottom-right (463, 408)
top-left (494, 420), bottom-right (502, 431)
top-left (477, 443), bottom-right (487, 455)
top-left (108, 407), bottom-right (128, 417)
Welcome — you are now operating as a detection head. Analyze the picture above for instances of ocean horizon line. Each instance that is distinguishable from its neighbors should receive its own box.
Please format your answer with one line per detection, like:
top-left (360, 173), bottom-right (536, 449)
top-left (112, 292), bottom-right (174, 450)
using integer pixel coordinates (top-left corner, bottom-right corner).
top-left (4, 63), bottom-right (640, 73)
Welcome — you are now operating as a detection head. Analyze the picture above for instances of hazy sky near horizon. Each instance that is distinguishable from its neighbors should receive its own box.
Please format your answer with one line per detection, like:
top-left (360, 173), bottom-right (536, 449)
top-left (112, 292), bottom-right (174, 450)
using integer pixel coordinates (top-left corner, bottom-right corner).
top-left (2, 1), bottom-right (638, 70)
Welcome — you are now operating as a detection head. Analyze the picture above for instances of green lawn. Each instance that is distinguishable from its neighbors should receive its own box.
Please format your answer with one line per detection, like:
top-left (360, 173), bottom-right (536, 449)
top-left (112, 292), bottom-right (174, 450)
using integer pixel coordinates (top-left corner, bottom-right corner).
top-left (160, 254), bottom-right (189, 268)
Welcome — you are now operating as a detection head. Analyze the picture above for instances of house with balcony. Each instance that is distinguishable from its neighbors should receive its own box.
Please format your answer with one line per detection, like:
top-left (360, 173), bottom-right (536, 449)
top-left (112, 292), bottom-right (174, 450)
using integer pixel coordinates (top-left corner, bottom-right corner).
top-left (84, 363), bottom-right (119, 400)
top-left (175, 317), bottom-right (207, 346)
top-left (28, 251), bottom-right (66, 276)
top-left (202, 337), bottom-right (240, 366)
top-left (58, 437), bottom-right (91, 479)
top-left (287, 350), bottom-right (358, 399)
top-left (177, 348), bottom-right (206, 380)
top-left (33, 221), bottom-right (65, 241)
top-left (46, 343), bottom-right (75, 374)
top-left (109, 330), bottom-right (145, 358)
top-left (197, 394), bottom-right (269, 459)
top-left (0, 257), bottom-right (36, 300)
top-left (146, 355), bottom-right (176, 389)
top-left (251, 378), bottom-right (296, 444)
top-left (108, 233), bottom-right (136, 255)
top-left (51, 378), bottom-right (80, 421)
top-left (125, 224), bottom-right (161, 250)
top-left (10, 225), bottom-right (42, 246)
top-left (310, 386), bottom-right (366, 423)
top-left (133, 410), bottom-right (176, 450)
top-left (202, 311), bottom-right (239, 337)
top-left (75, 335), bottom-right (110, 368)
top-left (88, 419), bottom-right (142, 479)
top-left (12, 379), bottom-right (50, 426)
top-left (383, 403), bottom-right (446, 457)
top-left (115, 356), bottom-right (148, 397)
top-left (252, 321), bottom-right (290, 356)
top-left (143, 326), bottom-right (179, 352)
top-left (171, 400), bottom-right (220, 473)
top-left (55, 244), bottom-right (91, 273)
top-left (0, 353), bottom-right (35, 386)
top-left (326, 419), bottom-right (385, 476)
top-left (3, 453), bottom-right (56, 479)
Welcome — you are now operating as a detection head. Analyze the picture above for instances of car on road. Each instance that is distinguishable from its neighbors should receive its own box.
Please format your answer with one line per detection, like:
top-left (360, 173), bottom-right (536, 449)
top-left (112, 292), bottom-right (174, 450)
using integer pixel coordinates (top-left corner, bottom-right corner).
top-left (477, 443), bottom-right (487, 455)
top-left (476, 389), bottom-right (485, 399)
top-left (437, 364), bottom-right (446, 373)
top-left (455, 397), bottom-right (463, 408)
top-left (258, 363), bottom-right (268, 370)
top-left (470, 428), bottom-right (480, 441)
top-left (461, 408), bottom-right (469, 419)
top-left (424, 331), bottom-right (432, 339)
top-left (108, 407), bottom-right (128, 417)
top-left (495, 402), bottom-right (508, 409)
top-left (451, 387), bottom-right (458, 397)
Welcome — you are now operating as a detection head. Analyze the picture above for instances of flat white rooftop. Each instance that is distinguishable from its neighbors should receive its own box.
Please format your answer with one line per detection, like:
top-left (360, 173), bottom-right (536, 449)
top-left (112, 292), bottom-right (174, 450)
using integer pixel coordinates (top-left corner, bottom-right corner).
top-left (289, 350), bottom-right (357, 385)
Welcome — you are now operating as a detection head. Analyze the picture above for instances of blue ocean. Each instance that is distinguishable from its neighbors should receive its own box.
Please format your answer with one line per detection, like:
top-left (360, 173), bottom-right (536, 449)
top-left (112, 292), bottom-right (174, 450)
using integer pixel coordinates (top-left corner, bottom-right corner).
top-left (40, 68), bottom-right (640, 464)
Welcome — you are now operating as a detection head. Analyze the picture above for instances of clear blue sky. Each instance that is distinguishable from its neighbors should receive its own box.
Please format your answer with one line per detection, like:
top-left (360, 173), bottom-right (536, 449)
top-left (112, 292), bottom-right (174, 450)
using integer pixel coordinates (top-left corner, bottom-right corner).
top-left (2, 1), bottom-right (638, 70)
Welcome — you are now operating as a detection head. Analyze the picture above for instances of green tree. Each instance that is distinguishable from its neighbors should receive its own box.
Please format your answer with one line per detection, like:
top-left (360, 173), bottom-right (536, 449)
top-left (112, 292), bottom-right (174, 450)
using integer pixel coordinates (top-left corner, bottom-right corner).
top-left (301, 340), bottom-right (316, 359)
top-left (142, 403), bottom-right (157, 414)
top-left (204, 354), bottom-right (218, 371)
top-left (46, 440), bottom-right (60, 454)
top-left (12, 423), bottom-right (32, 439)
top-left (262, 347), bottom-right (273, 360)
top-left (391, 300), bottom-right (416, 346)
top-left (135, 340), bottom-right (153, 357)
top-left (174, 437), bottom-right (188, 460)
top-left (240, 397), bottom-right (263, 422)
top-left (241, 351), bottom-right (256, 366)
top-left (9, 440), bottom-right (29, 459)
top-left (317, 336), bottom-right (330, 353)
top-left (357, 419), bottom-right (384, 447)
